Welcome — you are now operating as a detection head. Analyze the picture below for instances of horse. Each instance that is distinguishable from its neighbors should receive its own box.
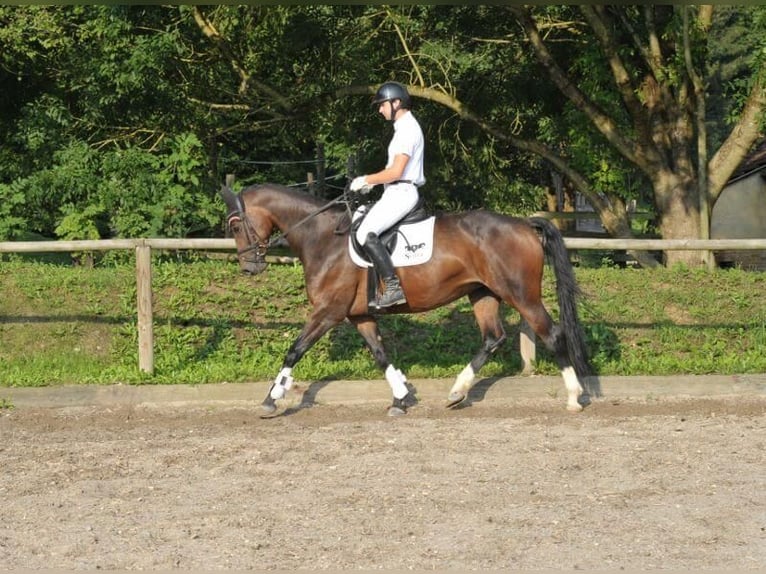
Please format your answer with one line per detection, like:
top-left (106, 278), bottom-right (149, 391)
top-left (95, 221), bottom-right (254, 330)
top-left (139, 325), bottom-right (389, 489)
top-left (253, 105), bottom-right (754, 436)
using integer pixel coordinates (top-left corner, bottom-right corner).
top-left (220, 182), bottom-right (592, 416)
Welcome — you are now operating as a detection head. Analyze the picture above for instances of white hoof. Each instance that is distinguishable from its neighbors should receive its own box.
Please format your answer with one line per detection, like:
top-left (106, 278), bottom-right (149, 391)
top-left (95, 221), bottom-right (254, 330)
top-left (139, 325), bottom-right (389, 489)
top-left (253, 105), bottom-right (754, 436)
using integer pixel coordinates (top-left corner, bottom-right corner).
top-left (446, 392), bottom-right (466, 409)
top-left (566, 401), bottom-right (584, 413)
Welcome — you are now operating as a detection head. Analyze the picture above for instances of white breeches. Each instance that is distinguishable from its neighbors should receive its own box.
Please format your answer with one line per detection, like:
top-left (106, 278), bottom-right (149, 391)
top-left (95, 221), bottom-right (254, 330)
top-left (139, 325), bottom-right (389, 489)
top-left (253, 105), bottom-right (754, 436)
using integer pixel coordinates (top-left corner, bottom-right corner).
top-left (355, 183), bottom-right (419, 245)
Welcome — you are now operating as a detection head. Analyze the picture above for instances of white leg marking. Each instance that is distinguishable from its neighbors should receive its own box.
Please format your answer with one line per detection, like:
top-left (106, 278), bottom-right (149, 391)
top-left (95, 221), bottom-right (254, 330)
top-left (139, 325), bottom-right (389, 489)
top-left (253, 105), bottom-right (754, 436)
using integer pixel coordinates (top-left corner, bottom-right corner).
top-left (449, 364), bottom-right (475, 398)
top-left (270, 367), bottom-right (293, 400)
top-left (562, 366), bottom-right (584, 412)
top-left (385, 364), bottom-right (409, 399)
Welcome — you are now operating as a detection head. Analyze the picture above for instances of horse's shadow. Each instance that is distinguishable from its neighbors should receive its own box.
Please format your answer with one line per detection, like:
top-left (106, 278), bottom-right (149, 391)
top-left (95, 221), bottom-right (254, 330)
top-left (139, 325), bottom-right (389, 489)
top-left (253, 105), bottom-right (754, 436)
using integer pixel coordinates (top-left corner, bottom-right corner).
top-left (444, 376), bottom-right (504, 410)
top-left (451, 374), bottom-right (601, 410)
top-left (261, 371), bottom-right (602, 418)
top-left (263, 376), bottom-right (514, 418)
top-left (261, 377), bottom-right (336, 418)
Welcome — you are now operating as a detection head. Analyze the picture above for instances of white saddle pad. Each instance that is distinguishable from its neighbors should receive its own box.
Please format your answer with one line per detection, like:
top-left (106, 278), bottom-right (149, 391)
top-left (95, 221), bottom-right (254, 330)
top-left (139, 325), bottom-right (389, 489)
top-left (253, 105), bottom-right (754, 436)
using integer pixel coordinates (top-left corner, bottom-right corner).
top-left (349, 216), bottom-right (436, 268)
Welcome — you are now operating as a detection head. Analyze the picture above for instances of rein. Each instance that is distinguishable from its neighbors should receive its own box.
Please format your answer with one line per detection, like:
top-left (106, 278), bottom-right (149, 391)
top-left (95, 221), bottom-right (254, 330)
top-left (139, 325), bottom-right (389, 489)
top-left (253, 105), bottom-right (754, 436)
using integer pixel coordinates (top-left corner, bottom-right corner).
top-left (227, 186), bottom-right (358, 260)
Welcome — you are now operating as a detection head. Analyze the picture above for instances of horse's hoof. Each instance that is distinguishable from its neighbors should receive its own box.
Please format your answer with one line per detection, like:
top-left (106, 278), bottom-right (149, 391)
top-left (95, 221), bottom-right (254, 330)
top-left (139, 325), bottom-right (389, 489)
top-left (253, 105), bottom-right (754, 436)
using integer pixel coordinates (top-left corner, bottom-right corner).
top-left (388, 393), bottom-right (415, 416)
top-left (261, 398), bottom-right (277, 415)
top-left (388, 405), bottom-right (407, 417)
top-left (446, 392), bottom-right (466, 409)
top-left (566, 402), bottom-right (584, 413)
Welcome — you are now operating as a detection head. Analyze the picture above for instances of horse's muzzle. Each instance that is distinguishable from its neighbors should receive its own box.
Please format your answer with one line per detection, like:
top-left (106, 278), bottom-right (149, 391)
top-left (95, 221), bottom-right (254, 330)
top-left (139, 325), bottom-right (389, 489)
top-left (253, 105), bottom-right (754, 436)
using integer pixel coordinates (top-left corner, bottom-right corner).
top-left (241, 259), bottom-right (268, 275)
top-left (239, 261), bottom-right (268, 275)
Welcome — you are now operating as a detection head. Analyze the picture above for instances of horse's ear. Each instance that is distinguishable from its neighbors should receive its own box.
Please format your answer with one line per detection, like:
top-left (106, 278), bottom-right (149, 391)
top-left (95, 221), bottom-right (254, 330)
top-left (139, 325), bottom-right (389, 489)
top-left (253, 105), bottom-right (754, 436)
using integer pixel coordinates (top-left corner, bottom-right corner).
top-left (219, 184), bottom-right (239, 212)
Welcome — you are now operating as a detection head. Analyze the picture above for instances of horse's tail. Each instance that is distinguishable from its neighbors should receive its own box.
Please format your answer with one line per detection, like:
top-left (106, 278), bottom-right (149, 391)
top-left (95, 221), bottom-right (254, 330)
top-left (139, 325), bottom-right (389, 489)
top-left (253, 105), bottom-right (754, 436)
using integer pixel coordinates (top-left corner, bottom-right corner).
top-left (528, 217), bottom-right (592, 378)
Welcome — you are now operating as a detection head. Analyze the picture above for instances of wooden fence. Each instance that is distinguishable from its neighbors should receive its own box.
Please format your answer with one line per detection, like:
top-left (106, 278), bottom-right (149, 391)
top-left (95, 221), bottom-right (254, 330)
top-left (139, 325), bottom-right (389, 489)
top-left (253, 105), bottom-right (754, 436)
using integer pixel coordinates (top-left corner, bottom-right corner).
top-left (1, 237), bottom-right (765, 375)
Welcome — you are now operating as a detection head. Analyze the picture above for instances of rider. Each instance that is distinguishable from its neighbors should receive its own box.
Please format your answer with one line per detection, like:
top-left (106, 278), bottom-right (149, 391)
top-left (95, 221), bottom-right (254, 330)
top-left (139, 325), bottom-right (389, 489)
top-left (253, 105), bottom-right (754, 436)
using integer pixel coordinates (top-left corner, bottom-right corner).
top-left (350, 81), bottom-right (426, 309)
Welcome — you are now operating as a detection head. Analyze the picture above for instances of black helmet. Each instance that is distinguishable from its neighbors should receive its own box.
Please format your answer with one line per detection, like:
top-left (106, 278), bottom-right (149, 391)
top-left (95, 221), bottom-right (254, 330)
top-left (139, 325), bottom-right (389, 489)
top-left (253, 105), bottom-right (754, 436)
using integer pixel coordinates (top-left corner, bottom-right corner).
top-left (372, 82), bottom-right (411, 109)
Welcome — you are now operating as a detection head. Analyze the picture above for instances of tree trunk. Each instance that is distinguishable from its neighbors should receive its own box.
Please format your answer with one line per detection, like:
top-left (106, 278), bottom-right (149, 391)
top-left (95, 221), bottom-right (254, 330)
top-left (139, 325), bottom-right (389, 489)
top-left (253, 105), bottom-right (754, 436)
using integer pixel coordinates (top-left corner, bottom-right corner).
top-left (654, 170), bottom-right (706, 267)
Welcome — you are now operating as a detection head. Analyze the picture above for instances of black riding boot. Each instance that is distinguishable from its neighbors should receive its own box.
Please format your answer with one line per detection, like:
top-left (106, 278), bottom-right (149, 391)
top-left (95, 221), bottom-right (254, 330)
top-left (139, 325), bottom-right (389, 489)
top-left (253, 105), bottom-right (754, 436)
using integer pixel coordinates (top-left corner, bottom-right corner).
top-left (363, 232), bottom-right (407, 308)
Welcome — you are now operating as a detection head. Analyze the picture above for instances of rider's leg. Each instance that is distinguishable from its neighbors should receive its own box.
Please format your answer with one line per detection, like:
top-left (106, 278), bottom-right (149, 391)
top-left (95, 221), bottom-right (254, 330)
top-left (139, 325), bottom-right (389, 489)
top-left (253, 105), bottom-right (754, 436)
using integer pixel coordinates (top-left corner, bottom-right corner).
top-left (355, 184), bottom-right (418, 309)
top-left (362, 232), bottom-right (406, 308)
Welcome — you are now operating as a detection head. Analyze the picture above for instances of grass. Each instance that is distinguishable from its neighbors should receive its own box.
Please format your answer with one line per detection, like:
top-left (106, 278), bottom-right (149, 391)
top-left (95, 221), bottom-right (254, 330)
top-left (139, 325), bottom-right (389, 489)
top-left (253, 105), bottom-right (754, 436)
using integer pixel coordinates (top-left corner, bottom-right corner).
top-left (0, 256), bottom-right (765, 388)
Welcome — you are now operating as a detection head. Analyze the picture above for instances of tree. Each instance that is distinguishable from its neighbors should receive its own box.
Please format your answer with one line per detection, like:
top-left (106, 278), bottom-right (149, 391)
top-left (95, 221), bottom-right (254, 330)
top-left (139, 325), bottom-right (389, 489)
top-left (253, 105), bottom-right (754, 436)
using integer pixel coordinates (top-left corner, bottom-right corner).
top-left (507, 5), bottom-right (766, 266)
top-left (1, 4), bottom-right (764, 266)
top-left (329, 6), bottom-right (652, 265)
top-left (0, 6), bottom-right (223, 242)
top-left (335, 6), bottom-right (766, 267)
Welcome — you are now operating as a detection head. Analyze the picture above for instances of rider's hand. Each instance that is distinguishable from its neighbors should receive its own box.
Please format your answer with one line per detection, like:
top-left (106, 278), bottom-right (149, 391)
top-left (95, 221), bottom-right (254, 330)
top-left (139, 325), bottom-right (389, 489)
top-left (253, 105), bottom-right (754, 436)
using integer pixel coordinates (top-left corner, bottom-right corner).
top-left (350, 176), bottom-right (373, 194)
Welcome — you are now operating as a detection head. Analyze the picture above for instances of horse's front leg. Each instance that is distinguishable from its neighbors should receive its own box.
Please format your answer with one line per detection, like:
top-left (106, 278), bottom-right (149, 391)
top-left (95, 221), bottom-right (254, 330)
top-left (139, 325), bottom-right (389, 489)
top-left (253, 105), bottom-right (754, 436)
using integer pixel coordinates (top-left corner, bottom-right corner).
top-left (262, 313), bottom-right (342, 414)
top-left (350, 316), bottom-right (416, 416)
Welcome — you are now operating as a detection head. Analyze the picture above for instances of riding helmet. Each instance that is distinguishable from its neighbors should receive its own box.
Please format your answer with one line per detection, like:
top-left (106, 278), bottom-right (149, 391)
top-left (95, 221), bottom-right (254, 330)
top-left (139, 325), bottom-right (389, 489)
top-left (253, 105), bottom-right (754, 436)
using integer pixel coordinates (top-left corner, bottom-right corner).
top-left (372, 82), bottom-right (411, 109)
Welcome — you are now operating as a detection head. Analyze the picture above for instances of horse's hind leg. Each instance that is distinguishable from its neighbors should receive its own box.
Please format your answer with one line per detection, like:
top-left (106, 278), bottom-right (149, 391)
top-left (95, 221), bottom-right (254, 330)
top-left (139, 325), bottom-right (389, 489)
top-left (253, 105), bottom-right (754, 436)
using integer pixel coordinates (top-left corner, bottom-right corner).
top-left (350, 316), bottom-right (416, 416)
top-left (447, 289), bottom-right (506, 408)
top-left (520, 304), bottom-right (584, 412)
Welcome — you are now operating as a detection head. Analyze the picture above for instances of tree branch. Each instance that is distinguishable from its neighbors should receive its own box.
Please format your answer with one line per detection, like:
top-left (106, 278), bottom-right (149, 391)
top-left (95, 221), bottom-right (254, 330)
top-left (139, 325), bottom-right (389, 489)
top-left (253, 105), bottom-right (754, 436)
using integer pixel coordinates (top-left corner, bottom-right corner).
top-left (708, 72), bottom-right (766, 201)
top-left (385, 7), bottom-right (425, 87)
top-left (581, 6), bottom-right (664, 167)
top-left (509, 6), bottom-right (642, 167)
top-left (691, 4), bottom-right (717, 216)
top-left (191, 6), bottom-right (292, 112)
top-left (615, 7), bottom-right (660, 79)
top-left (644, 5), bottom-right (664, 72)
top-left (581, 7), bottom-right (644, 122)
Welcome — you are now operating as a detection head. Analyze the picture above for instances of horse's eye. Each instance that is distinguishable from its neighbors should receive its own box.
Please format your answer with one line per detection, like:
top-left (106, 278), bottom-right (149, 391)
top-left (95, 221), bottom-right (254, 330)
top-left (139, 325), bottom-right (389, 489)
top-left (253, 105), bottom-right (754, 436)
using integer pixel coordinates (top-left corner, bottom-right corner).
top-left (230, 222), bottom-right (241, 233)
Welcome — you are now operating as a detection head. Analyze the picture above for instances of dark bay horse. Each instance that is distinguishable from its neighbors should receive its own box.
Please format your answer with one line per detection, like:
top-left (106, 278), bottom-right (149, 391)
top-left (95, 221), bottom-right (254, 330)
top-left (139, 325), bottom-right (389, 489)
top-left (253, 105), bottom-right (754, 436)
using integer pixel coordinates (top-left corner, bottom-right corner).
top-left (220, 183), bottom-right (591, 416)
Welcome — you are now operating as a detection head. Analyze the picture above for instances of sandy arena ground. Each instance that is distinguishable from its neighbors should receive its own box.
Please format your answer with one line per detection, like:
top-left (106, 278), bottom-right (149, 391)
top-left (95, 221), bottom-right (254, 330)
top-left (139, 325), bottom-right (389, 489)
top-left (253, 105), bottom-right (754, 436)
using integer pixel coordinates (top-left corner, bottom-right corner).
top-left (1, 375), bottom-right (765, 570)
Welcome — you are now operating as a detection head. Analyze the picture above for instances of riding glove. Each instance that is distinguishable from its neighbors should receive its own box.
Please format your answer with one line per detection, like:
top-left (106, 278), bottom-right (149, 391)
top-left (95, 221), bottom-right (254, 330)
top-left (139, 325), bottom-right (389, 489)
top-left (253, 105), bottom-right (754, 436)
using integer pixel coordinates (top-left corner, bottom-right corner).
top-left (350, 176), bottom-right (373, 194)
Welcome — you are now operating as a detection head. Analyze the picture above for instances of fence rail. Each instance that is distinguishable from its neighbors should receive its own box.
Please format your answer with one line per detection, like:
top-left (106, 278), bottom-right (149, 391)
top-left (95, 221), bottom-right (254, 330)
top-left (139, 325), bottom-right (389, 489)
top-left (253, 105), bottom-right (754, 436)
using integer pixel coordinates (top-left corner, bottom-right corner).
top-left (3, 237), bottom-right (766, 253)
top-left (2, 237), bottom-right (765, 375)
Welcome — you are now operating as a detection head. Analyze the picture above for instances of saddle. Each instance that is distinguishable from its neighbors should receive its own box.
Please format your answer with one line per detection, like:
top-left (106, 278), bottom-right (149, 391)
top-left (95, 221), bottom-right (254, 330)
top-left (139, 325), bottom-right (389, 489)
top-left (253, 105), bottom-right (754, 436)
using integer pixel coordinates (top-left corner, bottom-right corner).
top-left (348, 197), bottom-right (430, 257)
top-left (346, 198), bottom-right (434, 311)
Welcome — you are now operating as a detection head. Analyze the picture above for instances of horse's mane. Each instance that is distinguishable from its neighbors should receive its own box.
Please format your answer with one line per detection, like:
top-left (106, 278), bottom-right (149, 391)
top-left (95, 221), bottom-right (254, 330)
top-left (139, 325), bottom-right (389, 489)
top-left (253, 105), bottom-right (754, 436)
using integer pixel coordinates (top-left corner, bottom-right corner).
top-left (243, 183), bottom-right (346, 213)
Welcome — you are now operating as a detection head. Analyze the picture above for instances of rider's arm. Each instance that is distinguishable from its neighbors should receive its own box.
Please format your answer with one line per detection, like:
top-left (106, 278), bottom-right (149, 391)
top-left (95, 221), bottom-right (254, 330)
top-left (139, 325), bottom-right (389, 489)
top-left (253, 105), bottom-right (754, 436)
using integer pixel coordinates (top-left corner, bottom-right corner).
top-left (362, 153), bottom-right (410, 186)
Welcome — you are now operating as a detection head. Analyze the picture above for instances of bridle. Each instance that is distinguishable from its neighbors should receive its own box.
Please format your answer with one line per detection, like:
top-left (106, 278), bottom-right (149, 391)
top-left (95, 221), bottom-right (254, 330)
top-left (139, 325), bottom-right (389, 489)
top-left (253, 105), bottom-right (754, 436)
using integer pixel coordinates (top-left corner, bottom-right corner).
top-left (226, 186), bottom-right (358, 265)
top-left (225, 193), bottom-right (269, 265)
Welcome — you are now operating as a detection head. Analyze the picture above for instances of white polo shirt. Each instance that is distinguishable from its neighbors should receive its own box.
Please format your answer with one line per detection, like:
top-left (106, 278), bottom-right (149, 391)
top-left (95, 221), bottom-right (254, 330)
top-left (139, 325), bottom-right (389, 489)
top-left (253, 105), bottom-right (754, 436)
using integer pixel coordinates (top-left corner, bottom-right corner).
top-left (387, 111), bottom-right (426, 187)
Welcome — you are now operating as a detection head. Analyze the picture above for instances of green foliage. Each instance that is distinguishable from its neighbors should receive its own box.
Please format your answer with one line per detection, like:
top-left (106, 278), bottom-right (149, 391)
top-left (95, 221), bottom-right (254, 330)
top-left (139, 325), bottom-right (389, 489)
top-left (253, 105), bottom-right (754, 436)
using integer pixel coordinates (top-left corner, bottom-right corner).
top-left (0, 5), bottom-right (764, 243)
top-left (55, 203), bottom-right (104, 241)
top-left (0, 132), bottom-right (218, 242)
top-left (0, 182), bottom-right (28, 240)
top-left (146, 133), bottom-right (220, 238)
top-left (0, 260), bottom-right (765, 387)
top-left (708, 6), bottom-right (766, 142)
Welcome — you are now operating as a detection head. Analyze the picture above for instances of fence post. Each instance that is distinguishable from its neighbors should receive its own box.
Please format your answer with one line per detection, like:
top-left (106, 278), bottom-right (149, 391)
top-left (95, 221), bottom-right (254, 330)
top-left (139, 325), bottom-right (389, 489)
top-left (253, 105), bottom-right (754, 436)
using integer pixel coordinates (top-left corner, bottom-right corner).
top-left (316, 142), bottom-right (325, 196)
top-left (136, 241), bottom-right (154, 374)
top-left (519, 320), bottom-right (536, 374)
top-left (307, 171), bottom-right (315, 195)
